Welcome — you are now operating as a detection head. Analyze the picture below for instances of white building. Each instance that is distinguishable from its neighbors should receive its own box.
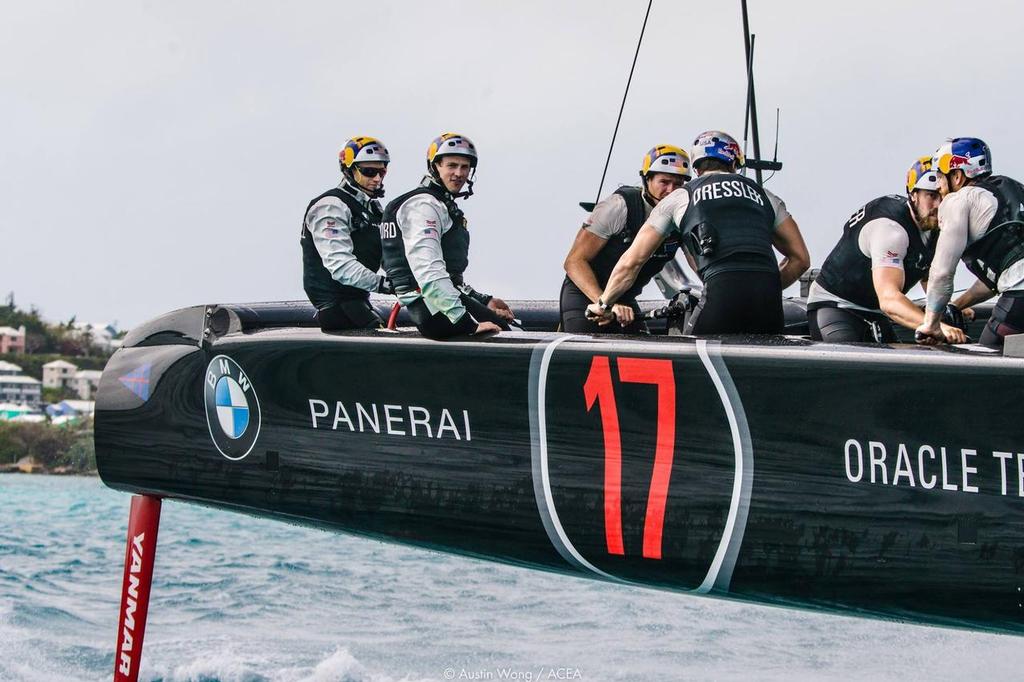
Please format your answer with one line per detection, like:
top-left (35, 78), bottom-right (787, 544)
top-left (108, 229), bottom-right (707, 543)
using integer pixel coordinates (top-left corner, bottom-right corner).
top-left (60, 399), bottom-right (95, 416)
top-left (73, 370), bottom-right (103, 400)
top-left (71, 322), bottom-right (121, 353)
top-left (0, 360), bottom-right (22, 376)
top-left (43, 359), bottom-right (78, 389)
top-left (0, 375), bottom-right (42, 407)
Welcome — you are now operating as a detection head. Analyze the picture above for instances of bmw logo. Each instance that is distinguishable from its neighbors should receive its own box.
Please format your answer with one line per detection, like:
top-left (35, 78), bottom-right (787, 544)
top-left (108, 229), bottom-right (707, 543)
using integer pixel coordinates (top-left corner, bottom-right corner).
top-left (204, 355), bottom-right (261, 460)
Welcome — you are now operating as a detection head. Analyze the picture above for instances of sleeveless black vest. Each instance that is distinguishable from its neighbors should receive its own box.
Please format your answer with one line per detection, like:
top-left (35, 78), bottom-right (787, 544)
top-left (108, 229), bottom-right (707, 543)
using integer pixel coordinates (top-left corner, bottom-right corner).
top-left (676, 173), bottom-right (777, 279)
top-left (300, 186), bottom-right (382, 308)
top-left (960, 175), bottom-right (1024, 290)
top-left (814, 195), bottom-right (935, 310)
top-left (585, 186), bottom-right (681, 300)
top-left (381, 183), bottom-right (470, 294)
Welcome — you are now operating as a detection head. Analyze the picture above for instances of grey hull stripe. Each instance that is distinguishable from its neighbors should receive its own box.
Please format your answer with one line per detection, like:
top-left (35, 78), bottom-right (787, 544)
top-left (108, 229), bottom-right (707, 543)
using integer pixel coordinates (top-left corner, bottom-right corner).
top-left (695, 339), bottom-right (753, 594)
top-left (528, 335), bottom-right (621, 580)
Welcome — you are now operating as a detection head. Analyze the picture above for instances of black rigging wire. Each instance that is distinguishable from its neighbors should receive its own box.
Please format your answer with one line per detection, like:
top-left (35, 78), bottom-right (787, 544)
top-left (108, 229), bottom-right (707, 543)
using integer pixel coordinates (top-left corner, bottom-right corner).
top-left (763, 108), bottom-right (781, 185)
top-left (593, 0), bottom-right (653, 205)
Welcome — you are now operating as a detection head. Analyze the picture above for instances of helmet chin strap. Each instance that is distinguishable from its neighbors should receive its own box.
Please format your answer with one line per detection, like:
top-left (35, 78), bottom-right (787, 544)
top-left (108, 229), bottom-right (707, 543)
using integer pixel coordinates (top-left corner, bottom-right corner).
top-left (640, 176), bottom-right (657, 205)
top-left (453, 176), bottom-right (474, 199)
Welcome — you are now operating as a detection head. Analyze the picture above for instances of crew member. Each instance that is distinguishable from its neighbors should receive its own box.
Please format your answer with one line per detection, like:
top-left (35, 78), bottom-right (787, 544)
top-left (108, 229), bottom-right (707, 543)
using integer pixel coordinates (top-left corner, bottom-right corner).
top-left (560, 145), bottom-right (691, 333)
top-left (916, 137), bottom-right (1024, 348)
top-left (381, 133), bottom-right (513, 339)
top-left (586, 130), bottom-right (810, 334)
top-left (301, 136), bottom-right (394, 331)
top-left (807, 157), bottom-right (966, 343)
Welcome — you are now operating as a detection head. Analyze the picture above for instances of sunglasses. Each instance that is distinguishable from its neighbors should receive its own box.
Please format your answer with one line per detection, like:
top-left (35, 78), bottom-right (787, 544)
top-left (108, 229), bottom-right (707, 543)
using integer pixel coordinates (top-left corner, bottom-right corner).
top-left (356, 165), bottom-right (388, 178)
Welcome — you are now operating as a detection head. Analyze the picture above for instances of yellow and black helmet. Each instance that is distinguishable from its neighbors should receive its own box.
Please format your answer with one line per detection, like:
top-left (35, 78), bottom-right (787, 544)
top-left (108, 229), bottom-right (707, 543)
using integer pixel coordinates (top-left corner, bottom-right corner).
top-left (339, 136), bottom-right (390, 172)
top-left (906, 156), bottom-right (941, 194)
top-left (640, 144), bottom-right (691, 180)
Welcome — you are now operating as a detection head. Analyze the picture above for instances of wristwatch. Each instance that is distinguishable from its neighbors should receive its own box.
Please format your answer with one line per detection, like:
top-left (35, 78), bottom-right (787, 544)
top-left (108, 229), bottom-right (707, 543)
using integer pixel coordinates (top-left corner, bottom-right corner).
top-left (596, 298), bottom-right (611, 313)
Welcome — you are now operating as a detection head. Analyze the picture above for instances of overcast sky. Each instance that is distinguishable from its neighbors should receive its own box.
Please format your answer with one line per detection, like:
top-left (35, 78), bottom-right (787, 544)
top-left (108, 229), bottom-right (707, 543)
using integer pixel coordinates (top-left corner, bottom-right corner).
top-left (2, 1), bottom-right (1022, 329)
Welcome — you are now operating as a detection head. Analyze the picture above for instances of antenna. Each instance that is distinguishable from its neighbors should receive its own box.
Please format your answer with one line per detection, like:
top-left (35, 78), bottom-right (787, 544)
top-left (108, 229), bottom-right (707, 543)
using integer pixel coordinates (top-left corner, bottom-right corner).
top-left (582, 0), bottom-right (653, 211)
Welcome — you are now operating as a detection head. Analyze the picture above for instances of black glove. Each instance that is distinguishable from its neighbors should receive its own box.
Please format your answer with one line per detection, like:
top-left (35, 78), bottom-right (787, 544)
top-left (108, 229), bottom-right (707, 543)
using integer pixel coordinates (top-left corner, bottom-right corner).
top-left (941, 303), bottom-right (966, 331)
top-left (458, 283), bottom-right (492, 306)
top-left (376, 275), bottom-right (395, 295)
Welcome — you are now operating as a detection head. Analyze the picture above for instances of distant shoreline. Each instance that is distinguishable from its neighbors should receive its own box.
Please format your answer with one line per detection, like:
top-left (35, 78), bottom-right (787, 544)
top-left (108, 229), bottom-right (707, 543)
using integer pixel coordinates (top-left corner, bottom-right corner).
top-left (0, 464), bottom-right (97, 476)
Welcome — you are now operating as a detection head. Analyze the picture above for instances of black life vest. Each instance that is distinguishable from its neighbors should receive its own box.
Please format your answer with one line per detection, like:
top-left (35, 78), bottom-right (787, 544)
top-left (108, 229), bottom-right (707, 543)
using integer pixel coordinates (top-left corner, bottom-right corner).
top-left (814, 195), bottom-right (935, 310)
top-left (381, 182), bottom-right (470, 294)
top-left (675, 173), bottom-right (777, 279)
top-left (960, 175), bottom-right (1024, 291)
top-left (584, 186), bottom-right (681, 300)
top-left (300, 186), bottom-right (382, 308)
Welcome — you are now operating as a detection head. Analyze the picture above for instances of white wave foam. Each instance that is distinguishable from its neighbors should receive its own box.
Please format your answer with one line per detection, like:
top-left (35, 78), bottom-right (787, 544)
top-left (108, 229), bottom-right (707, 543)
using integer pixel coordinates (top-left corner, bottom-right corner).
top-left (297, 647), bottom-right (436, 682)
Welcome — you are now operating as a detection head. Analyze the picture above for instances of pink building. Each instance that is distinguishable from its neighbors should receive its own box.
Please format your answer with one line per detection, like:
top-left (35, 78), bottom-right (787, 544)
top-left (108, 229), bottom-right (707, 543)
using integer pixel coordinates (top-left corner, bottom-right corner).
top-left (0, 326), bottom-right (26, 355)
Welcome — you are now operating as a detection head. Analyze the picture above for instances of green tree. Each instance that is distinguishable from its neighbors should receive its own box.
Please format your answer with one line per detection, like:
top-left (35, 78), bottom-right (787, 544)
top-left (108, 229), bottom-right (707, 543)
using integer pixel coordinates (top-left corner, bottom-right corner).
top-left (0, 420), bottom-right (95, 470)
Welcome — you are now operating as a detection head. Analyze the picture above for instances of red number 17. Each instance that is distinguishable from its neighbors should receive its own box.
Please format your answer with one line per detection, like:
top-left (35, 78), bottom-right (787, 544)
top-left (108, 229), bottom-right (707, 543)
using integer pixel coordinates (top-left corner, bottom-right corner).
top-left (583, 356), bottom-right (676, 560)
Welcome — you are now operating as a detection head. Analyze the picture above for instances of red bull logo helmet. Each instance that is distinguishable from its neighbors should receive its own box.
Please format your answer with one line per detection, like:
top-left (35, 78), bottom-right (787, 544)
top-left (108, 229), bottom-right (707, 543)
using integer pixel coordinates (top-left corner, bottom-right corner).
top-left (932, 137), bottom-right (991, 179)
top-left (690, 130), bottom-right (744, 171)
top-left (906, 156), bottom-right (941, 194)
top-left (640, 145), bottom-right (692, 180)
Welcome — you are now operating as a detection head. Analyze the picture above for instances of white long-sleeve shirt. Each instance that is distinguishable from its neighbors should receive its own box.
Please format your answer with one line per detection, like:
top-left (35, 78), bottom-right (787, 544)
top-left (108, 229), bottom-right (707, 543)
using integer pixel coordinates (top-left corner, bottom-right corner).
top-left (394, 180), bottom-right (467, 323)
top-left (304, 181), bottom-right (381, 293)
top-left (924, 185), bottom-right (1001, 313)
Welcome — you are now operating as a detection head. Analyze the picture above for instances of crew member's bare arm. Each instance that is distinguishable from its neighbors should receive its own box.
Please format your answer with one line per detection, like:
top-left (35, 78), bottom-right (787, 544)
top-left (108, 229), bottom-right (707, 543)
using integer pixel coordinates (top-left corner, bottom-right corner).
top-left (772, 216), bottom-right (810, 289)
top-left (563, 228), bottom-right (611, 303)
top-left (874, 268), bottom-right (966, 343)
top-left (953, 278), bottom-right (996, 311)
top-left (599, 224), bottom-right (666, 305)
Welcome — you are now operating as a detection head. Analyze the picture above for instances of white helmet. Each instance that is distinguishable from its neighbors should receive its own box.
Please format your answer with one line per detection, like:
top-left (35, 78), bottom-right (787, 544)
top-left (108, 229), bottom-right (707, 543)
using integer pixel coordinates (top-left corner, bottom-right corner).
top-left (690, 130), bottom-right (744, 171)
top-left (427, 133), bottom-right (478, 167)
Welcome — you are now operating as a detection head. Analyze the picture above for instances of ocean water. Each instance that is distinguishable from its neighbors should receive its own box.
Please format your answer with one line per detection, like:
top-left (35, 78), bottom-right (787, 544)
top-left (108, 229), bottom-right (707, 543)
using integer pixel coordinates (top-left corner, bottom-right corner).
top-left (1, 474), bottom-right (1022, 682)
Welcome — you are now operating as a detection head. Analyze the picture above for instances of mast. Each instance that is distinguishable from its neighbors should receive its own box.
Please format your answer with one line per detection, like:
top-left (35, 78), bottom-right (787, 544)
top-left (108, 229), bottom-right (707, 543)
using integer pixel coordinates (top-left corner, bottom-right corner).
top-left (740, 0), bottom-right (781, 186)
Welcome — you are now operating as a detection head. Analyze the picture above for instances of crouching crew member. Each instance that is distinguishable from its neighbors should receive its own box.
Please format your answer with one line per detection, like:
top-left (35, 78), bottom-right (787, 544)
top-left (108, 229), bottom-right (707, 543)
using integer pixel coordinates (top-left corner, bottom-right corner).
top-left (916, 137), bottom-right (1024, 348)
top-left (560, 145), bottom-right (691, 333)
top-left (381, 133), bottom-right (514, 339)
top-left (808, 157), bottom-right (966, 343)
top-left (587, 130), bottom-right (809, 334)
top-left (301, 136), bottom-right (394, 331)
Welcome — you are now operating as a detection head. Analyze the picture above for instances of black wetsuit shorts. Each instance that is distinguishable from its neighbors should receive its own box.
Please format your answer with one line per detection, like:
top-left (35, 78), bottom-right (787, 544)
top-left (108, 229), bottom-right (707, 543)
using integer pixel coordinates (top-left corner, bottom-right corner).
top-left (980, 291), bottom-right (1024, 349)
top-left (317, 299), bottom-right (382, 332)
top-left (807, 306), bottom-right (898, 343)
top-left (684, 270), bottom-right (783, 335)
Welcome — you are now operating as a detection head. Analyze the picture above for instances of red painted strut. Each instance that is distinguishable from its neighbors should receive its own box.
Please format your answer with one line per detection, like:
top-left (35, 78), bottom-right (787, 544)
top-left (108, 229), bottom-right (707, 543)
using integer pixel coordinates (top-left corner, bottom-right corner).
top-left (386, 301), bottom-right (402, 330)
top-left (113, 495), bottom-right (162, 682)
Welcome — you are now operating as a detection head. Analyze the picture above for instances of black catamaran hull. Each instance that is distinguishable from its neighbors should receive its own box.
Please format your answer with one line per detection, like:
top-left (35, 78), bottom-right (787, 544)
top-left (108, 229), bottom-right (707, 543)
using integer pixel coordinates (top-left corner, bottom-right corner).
top-left (95, 301), bottom-right (1024, 635)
